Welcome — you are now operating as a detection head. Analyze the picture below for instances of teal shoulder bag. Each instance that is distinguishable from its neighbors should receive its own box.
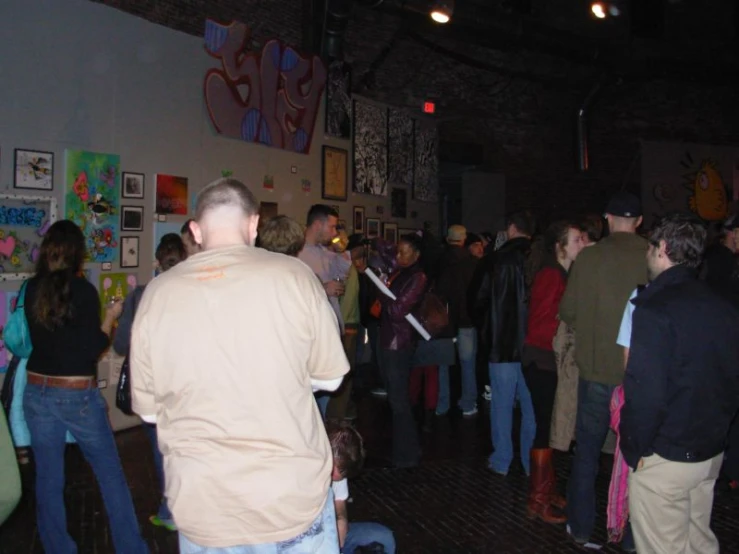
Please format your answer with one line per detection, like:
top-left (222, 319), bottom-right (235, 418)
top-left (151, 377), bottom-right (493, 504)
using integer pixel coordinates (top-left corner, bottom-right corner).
top-left (4, 281), bottom-right (33, 359)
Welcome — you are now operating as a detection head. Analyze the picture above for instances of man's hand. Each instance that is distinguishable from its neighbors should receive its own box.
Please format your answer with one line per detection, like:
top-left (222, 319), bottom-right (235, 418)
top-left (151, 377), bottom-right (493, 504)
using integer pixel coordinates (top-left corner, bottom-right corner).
top-left (324, 280), bottom-right (346, 297)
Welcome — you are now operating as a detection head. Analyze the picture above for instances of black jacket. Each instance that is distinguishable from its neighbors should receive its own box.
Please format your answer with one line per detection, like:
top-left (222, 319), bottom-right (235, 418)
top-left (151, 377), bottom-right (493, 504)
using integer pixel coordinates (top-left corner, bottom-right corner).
top-left (620, 265), bottom-right (739, 469)
top-left (470, 237), bottom-right (531, 364)
top-left (435, 245), bottom-right (479, 331)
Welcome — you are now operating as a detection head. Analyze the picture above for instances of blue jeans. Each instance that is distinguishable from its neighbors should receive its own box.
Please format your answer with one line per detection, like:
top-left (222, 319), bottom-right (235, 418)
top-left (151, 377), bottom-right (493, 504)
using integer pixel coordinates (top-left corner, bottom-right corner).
top-left (436, 328), bottom-right (478, 414)
top-left (487, 362), bottom-right (536, 476)
top-left (315, 393), bottom-right (330, 420)
top-left (179, 490), bottom-right (338, 553)
top-left (566, 378), bottom-right (616, 541)
top-left (24, 382), bottom-right (147, 554)
top-left (143, 423), bottom-right (173, 523)
top-left (343, 522), bottom-right (395, 553)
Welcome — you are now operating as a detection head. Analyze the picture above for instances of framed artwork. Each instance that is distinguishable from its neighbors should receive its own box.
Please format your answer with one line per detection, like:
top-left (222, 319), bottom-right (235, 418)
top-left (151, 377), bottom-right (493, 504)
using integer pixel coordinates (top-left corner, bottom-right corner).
top-left (413, 123), bottom-right (439, 202)
top-left (366, 218), bottom-right (380, 239)
top-left (325, 60), bottom-right (352, 139)
top-left (388, 109), bottom-right (414, 187)
top-left (121, 206), bottom-right (144, 232)
top-left (353, 206), bottom-right (365, 233)
top-left (322, 146), bottom-right (348, 201)
top-left (155, 174), bottom-right (189, 215)
top-left (122, 172), bottom-right (145, 199)
top-left (352, 101), bottom-right (388, 196)
top-left (64, 149), bottom-right (120, 262)
top-left (0, 194), bottom-right (57, 280)
top-left (14, 149), bottom-right (54, 190)
top-left (383, 222), bottom-right (398, 244)
top-left (391, 188), bottom-right (407, 218)
top-left (120, 236), bottom-right (140, 268)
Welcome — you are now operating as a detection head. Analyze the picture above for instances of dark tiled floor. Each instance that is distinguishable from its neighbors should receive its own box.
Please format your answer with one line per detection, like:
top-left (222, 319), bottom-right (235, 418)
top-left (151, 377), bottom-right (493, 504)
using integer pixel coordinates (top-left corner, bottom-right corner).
top-left (2, 393), bottom-right (739, 553)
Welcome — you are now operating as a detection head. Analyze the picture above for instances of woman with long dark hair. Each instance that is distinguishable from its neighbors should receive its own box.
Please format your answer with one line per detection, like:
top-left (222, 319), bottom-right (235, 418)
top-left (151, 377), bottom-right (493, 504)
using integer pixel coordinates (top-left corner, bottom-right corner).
top-left (23, 220), bottom-right (147, 553)
top-left (522, 221), bottom-right (583, 524)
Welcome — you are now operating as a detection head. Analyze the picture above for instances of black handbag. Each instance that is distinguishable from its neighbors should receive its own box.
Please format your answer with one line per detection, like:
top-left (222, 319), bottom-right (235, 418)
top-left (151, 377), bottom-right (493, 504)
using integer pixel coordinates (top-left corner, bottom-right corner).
top-left (0, 356), bottom-right (21, 418)
top-left (115, 356), bottom-right (134, 415)
top-left (114, 286), bottom-right (145, 416)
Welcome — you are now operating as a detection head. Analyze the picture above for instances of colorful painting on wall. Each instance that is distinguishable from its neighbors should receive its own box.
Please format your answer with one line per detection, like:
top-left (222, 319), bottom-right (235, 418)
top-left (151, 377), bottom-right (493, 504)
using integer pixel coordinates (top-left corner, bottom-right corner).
top-left (99, 273), bottom-right (138, 314)
top-left (641, 141), bottom-right (738, 228)
top-left (65, 149), bottom-right (121, 262)
top-left (203, 19), bottom-right (327, 154)
top-left (155, 174), bottom-right (189, 215)
top-left (0, 194), bottom-right (57, 280)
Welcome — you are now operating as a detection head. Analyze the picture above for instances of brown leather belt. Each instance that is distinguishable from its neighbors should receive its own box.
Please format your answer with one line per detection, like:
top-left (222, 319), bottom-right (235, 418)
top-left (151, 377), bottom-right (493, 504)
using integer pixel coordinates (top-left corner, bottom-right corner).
top-left (27, 373), bottom-right (95, 390)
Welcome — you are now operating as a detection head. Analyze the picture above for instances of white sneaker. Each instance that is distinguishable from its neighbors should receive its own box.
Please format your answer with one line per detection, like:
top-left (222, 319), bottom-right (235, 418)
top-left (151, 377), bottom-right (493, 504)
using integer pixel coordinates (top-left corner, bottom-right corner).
top-left (483, 385), bottom-right (492, 401)
top-left (462, 407), bottom-right (478, 418)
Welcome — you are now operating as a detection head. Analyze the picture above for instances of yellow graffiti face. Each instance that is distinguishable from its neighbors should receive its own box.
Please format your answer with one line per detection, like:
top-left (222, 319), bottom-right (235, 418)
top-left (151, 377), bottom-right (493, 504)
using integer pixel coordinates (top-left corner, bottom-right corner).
top-left (693, 162), bottom-right (727, 221)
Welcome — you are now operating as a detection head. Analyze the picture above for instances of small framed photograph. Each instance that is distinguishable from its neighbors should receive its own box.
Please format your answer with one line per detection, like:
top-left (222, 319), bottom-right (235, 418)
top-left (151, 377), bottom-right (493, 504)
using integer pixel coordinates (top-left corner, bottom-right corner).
top-left (353, 206), bottom-right (365, 233)
top-left (122, 172), bottom-right (145, 199)
top-left (366, 218), bottom-right (380, 239)
top-left (121, 206), bottom-right (144, 231)
top-left (14, 149), bottom-right (54, 190)
top-left (383, 222), bottom-right (398, 244)
top-left (120, 236), bottom-right (140, 268)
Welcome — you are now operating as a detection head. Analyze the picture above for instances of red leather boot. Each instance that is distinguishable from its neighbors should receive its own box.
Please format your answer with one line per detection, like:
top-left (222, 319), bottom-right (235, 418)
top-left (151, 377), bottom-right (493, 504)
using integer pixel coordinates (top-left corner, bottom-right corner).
top-left (527, 449), bottom-right (567, 524)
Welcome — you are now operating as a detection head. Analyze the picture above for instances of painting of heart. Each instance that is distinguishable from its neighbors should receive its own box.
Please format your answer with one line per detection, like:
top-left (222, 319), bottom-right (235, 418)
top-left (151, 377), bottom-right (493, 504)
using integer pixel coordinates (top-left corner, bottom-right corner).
top-left (0, 235), bottom-right (16, 258)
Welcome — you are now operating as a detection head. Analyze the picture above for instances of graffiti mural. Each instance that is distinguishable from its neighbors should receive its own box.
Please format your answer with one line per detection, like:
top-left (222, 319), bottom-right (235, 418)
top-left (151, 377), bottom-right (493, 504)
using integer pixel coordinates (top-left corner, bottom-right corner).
top-left (203, 19), bottom-right (327, 155)
top-left (325, 61), bottom-right (352, 139)
top-left (0, 194), bottom-right (57, 280)
top-left (65, 149), bottom-right (120, 262)
top-left (413, 122), bottom-right (439, 202)
top-left (353, 100), bottom-right (388, 196)
top-left (642, 141), bottom-right (737, 227)
top-left (388, 109), bottom-right (415, 188)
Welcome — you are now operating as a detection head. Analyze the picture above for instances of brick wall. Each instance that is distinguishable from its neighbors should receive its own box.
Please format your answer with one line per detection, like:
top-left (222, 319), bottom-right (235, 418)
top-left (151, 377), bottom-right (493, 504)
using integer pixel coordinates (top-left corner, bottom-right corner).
top-left (92, 0), bottom-right (739, 220)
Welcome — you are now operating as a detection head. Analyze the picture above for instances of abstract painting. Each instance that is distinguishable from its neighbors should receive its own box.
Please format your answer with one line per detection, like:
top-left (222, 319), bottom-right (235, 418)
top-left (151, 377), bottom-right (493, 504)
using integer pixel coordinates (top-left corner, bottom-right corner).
top-left (353, 100), bottom-right (387, 196)
top-left (203, 19), bottom-right (326, 154)
top-left (388, 109), bottom-right (414, 187)
top-left (0, 194), bottom-right (57, 280)
top-left (155, 174), bottom-right (189, 215)
top-left (325, 61), bottom-right (352, 139)
top-left (413, 123), bottom-right (439, 202)
top-left (65, 149), bottom-right (121, 262)
top-left (14, 149), bottom-right (54, 190)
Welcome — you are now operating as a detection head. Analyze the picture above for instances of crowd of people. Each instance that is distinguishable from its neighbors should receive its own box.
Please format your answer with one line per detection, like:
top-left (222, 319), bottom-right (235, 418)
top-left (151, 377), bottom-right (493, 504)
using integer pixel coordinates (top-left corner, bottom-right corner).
top-left (2, 177), bottom-right (739, 554)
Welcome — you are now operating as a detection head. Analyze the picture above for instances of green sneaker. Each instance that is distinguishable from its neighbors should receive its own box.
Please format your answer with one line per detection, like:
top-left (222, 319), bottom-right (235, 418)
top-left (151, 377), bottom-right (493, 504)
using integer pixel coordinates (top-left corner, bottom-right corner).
top-left (149, 515), bottom-right (177, 532)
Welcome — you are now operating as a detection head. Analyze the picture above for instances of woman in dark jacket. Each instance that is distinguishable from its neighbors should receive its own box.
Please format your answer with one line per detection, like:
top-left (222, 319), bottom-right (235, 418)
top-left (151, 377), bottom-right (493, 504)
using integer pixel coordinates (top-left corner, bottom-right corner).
top-left (22, 220), bottom-right (147, 553)
top-left (378, 234), bottom-right (427, 468)
top-left (522, 221), bottom-right (583, 523)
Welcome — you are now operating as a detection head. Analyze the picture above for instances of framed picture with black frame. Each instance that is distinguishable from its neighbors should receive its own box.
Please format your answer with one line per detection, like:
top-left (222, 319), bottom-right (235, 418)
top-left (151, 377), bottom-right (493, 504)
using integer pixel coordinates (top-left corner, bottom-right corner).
top-left (353, 206), bottom-right (365, 233)
top-left (121, 205), bottom-right (144, 231)
top-left (122, 172), bottom-right (145, 199)
top-left (366, 218), bottom-right (380, 239)
top-left (120, 236), bottom-right (140, 268)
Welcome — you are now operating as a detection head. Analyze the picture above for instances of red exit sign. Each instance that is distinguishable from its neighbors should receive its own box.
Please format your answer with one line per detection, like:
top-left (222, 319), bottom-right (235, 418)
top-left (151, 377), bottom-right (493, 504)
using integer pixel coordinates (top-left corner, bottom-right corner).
top-left (423, 101), bottom-right (436, 114)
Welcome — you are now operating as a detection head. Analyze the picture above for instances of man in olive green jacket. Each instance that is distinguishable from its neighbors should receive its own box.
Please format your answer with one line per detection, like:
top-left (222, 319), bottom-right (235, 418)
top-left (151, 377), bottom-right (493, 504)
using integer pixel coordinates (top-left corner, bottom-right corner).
top-left (558, 191), bottom-right (648, 548)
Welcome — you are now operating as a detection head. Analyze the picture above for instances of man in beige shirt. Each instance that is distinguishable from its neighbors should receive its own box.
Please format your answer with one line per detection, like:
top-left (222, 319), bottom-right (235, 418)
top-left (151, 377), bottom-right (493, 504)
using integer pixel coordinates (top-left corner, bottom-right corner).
top-left (131, 178), bottom-right (349, 552)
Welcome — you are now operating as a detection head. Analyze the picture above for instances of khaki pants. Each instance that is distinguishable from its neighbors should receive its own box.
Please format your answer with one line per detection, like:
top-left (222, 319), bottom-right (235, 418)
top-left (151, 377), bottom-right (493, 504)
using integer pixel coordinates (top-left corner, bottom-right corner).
top-left (629, 452), bottom-right (722, 554)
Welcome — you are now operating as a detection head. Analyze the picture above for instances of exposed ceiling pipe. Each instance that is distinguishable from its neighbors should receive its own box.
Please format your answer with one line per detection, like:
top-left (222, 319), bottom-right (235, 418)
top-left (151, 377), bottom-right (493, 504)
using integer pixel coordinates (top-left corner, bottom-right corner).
top-left (576, 81), bottom-right (602, 172)
top-left (322, 0), bottom-right (354, 60)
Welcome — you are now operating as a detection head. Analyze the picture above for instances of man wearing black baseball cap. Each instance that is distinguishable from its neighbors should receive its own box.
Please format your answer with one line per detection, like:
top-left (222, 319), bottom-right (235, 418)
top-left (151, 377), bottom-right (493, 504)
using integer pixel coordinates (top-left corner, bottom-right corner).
top-left (559, 190), bottom-right (648, 549)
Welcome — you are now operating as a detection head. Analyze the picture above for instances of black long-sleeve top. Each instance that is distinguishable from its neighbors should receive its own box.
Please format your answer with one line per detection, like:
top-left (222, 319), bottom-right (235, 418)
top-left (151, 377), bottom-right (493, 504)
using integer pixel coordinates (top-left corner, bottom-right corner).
top-left (24, 276), bottom-right (110, 377)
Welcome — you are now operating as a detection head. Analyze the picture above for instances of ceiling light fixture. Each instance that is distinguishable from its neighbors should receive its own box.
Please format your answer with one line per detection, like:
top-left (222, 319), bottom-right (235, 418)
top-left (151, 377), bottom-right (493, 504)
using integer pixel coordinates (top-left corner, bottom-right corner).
top-left (430, 0), bottom-right (454, 24)
top-left (590, 2), bottom-right (607, 19)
